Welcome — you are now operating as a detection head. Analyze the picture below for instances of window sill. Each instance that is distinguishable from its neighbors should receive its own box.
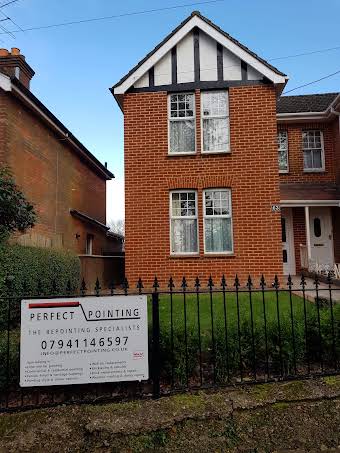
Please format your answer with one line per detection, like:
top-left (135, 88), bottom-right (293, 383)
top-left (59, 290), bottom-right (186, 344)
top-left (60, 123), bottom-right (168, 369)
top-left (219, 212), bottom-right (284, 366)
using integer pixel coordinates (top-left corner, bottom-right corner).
top-left (303, 169), bottom-right (325, 173)
top-left (167, 152), bottom-right (196, 156)
top-left (201, 150), bottom-right (231, 155)
top-left (169, 254), bottom-right (200, 259)
top-left (203, 253), bottom-right (235, 258)
top-left (279, 170), bottom-right (289, 174)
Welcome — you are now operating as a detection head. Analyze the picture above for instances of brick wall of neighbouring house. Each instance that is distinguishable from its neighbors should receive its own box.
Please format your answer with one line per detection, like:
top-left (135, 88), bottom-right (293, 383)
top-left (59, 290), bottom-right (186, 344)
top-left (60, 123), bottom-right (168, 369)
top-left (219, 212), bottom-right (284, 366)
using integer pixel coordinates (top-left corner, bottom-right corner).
top-left (292, 208), bottom-right (306, 274)
top-left (0, 90), bottom-right (109, 256)
top-left (278, 122), bottom-right (336, 184)
top-left (124, 85), bottom-right (283, 288)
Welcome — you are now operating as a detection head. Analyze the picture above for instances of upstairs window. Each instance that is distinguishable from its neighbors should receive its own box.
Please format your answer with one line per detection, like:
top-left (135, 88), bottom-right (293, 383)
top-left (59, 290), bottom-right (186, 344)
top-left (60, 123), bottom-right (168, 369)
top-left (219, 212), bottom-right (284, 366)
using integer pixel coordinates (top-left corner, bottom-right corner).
top-left (169, 93), bottom-right (195, 154)
top-left (278, 131), bottom-right (289, 172)
top-left (201, 91), bottom-right (230, 153)
top-left (302, 130), bottom-right (324, 171)
top-left (170, 191), bottom-right (198, 254)
top-left (203, 189), bottom-right (233, 253)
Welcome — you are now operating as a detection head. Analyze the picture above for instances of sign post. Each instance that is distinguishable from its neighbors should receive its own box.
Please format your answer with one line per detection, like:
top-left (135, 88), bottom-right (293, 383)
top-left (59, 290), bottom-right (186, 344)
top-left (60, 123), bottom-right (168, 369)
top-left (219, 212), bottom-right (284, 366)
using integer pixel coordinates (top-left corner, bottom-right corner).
top-left (20, 296), bottom-right (148, 387)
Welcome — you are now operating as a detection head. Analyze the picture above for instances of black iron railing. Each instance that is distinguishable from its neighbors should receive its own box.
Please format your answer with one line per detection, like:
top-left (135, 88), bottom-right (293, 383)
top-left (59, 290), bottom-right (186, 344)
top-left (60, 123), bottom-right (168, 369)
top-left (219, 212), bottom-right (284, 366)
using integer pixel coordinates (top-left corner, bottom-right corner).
top-left (0, 273), bottom-right (339, 412)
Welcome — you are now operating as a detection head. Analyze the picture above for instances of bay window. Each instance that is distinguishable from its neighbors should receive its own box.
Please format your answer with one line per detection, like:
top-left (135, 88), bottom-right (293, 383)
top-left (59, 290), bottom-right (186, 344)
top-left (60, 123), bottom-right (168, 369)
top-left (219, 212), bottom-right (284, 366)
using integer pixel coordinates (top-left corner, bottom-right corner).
top-left (168, 93), bottom-right (195, 154)
top-left (278, 130), bottom-right (289, 172)
top-left (201, 91), bottom-right (230, 153)
top-left (170, 190), bottom-right (198, 254)
top-left (203, 189), bottom-right (233, 253)
top-left (302, 130), bottom-right (324, 171)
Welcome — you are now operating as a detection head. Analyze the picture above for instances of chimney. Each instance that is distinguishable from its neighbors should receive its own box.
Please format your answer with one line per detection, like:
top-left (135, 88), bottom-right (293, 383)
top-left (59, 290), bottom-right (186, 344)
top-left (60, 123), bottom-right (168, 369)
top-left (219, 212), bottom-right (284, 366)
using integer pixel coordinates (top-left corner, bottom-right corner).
top-left (0, 48), bottom-right (35, 89)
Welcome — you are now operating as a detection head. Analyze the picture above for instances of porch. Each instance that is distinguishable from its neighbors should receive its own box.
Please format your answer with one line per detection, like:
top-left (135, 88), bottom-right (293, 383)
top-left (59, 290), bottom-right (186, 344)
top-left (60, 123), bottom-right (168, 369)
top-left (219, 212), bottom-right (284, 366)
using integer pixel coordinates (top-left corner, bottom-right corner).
top-left (280, 183), bottom-right (340, 277)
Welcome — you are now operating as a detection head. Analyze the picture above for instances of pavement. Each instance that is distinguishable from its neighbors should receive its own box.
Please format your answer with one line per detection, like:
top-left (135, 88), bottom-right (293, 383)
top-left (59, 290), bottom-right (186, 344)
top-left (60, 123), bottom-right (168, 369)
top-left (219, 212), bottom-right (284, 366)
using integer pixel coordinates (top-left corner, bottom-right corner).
top-left (291, 275), bottom-right (340, 302)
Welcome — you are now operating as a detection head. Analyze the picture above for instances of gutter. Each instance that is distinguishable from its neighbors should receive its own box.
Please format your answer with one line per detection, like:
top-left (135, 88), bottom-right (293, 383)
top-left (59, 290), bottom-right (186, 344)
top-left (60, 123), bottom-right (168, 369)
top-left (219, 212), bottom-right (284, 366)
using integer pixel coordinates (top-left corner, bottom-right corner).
top-left (277, 93), bottom-right (340, 122)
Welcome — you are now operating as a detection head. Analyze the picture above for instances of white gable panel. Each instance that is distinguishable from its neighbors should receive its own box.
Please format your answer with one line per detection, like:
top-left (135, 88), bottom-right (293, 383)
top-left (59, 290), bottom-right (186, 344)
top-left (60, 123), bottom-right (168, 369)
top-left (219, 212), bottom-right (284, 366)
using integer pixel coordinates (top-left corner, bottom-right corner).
top-left (177, 32), bottom-right (195, 83)
top-left (199, 31), bottom-right (217, 81)
top-left (248, 65), bottom-right (263, 81)
top-left (223, 48), bottom-right (241, 80)
top-left (154, 52), bottom-right (171, 86)
top-left (134, 72), bottom-right (149, 88)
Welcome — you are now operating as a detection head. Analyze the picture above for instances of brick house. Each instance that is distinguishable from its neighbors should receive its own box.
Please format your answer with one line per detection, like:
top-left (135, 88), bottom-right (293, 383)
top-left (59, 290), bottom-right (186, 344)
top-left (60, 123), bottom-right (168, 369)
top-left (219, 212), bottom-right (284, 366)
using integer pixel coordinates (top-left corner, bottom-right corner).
top-left (111, 11), bottom-right (340, 286)
top-left (0, 48), bottom-right (124, 286)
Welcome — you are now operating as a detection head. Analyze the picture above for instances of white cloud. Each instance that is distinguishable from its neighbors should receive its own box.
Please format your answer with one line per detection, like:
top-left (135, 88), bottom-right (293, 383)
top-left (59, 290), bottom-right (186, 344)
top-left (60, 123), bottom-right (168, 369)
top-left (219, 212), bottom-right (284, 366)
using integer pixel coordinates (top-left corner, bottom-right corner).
top-left (106, 178), bottom-right (125, 222)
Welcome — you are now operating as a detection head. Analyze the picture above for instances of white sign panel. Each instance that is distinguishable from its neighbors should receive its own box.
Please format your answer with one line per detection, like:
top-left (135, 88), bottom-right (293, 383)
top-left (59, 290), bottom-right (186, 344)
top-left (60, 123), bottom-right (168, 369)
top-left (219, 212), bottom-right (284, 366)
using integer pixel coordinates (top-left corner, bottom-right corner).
top-left (20, 296), bottom-right (148, 387)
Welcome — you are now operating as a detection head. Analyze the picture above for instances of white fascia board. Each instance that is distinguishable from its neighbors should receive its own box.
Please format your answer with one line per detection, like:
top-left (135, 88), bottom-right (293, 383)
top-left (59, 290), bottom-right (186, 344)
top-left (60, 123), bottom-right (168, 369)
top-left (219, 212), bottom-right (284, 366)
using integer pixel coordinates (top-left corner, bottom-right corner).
top-left (114, 15), bottom-right (287, 94)
top-left (280, 200), bottom-right (340, 207)
top-left (0, 72), bottom-right (12, 92)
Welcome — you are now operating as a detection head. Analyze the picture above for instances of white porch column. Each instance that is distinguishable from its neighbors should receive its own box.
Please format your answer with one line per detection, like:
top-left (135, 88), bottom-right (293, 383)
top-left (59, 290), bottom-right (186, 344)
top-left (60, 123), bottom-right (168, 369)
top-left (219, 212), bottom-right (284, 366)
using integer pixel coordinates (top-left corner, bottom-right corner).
top-left (304, 206), bottom-right (312, 263)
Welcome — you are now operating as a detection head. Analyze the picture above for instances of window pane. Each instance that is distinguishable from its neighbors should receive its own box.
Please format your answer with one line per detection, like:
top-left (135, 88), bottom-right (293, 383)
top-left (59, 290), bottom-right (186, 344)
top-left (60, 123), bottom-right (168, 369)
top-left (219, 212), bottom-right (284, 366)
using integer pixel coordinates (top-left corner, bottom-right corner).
top-left (205, 218), bottom-right (232, 253)
top-left (303, 150), bottom-right (313, 169)
top-left (205, 190), bottom-right (230, 216)
top-left (278, 131), bottom-right (288, 171)
top-left (312, 149), bottom-right (322, 168)
top-left (170, 120), bottom-right (195, 153)
top-left (202, 91), bottom-right (228, 116)
top-left (203, 118), bottom-right (229, 152)
top-left (314, 218), bottom-right (321, 238)
top-left (172, 192), bottom-right (196, 217)
top-left (171, 219), bottom-right (198, 253)
top-left (170, 93), bottom-right (194, 118)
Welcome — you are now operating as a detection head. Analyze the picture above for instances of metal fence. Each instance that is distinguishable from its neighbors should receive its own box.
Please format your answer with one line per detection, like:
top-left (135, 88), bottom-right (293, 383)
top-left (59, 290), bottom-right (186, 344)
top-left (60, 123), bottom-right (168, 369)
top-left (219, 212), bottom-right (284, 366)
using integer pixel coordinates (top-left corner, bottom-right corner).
top-left (0, 273), bottom-right (339, 412)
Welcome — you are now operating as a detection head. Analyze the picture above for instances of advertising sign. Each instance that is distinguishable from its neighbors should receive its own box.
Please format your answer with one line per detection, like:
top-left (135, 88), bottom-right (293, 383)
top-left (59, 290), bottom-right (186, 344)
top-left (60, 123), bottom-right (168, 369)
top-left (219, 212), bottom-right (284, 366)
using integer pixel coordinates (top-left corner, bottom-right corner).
top-left (20, 296), bottom-right (148, 387)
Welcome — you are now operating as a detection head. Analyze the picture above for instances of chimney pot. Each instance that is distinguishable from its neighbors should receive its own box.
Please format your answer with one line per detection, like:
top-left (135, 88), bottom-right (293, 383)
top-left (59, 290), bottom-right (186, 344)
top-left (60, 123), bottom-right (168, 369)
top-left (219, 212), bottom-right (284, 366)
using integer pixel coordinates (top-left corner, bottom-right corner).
top-left (0, 48), bottom-right (9, 57)
top-left (11, 47), bottom-right (20, 56)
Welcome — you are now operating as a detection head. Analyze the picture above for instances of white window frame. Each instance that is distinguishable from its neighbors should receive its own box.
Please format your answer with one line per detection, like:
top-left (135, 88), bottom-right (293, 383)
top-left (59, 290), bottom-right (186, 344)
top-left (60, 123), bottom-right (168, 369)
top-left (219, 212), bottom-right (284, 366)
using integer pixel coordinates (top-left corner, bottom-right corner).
top-left (302, 130), bottom-right (325, 172)
top-left (278, 130), bottom-right (289, 173)
top-left (203, 188), bottom-right (233, 255)
top-left (201, 91), bottom-right (230, 154)
top-left (168, 93), bottom-right (196, 155)
top-left (169, 190), bottom-right (199, 256)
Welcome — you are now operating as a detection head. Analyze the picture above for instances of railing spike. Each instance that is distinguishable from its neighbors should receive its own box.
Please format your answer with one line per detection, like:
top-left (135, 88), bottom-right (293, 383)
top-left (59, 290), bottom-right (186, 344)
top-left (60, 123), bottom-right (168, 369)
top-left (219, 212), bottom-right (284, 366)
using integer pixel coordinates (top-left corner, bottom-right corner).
top-left (194, 276), bottom-right (201, 289)
top-left (327, 271), bottom-right (332, 287)
top-left (246, 275), bottom-right (253, 290)
top-left (123, 277), bottom-right (129, 295)
top-left (207, 275), bottom-right (214, 290)
top-left (80, 278), bottom-right (87, 296)
top-left (168, 276), bottom-right (175, 291)
top-left (287, 274), bottom-right (292, 289)
top-left (153, 276), bottom-right (159, 292)
top-left (260, 274), bottom-right (266, 289)
top-left (221, 274), bottom-right (227, 289)
top-left (137, 277), bottom-right (144, 294)
top-left (273, 274), bottom-right (280, 290)
top-left (94, 277), bottom-right (101, 296)
top-left (181, 276), bottom-right (187, 290)
top-left (234, 274), bottom-right (240, 289)
top-left (300, 273), bottom-right (306, 289)
top-left (109, 280), bottom-right (115, 296)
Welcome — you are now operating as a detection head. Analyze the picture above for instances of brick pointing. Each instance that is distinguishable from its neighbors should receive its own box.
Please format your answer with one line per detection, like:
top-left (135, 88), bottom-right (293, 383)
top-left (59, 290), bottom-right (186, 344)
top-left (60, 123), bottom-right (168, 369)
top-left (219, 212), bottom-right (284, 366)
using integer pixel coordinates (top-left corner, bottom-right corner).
top-left (124, 85), bottom-right (283, 287)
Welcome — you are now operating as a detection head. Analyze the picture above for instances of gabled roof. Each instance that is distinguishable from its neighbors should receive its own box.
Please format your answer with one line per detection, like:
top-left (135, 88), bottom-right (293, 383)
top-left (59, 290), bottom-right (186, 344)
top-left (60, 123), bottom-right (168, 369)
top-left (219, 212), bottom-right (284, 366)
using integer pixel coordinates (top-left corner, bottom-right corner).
top-left (112, 11), bottom-right (287, 96)
top-left (277, 93), bottom-right (340, 114)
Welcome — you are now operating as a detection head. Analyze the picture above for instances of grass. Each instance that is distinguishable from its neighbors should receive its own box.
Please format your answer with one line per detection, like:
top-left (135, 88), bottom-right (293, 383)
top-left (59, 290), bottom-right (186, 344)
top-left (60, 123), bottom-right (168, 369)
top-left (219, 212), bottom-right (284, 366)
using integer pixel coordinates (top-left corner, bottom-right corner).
top-left (150, 290), bottom-right (340, 385)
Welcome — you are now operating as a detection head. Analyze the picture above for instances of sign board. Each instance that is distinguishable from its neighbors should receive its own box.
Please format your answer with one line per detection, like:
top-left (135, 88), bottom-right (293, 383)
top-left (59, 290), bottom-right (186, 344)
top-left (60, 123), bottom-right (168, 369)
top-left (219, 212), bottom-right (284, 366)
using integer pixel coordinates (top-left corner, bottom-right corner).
top-left (20, 296), bottom-right (148, 387)
top-left (271, 204), bottom-right (281, 213)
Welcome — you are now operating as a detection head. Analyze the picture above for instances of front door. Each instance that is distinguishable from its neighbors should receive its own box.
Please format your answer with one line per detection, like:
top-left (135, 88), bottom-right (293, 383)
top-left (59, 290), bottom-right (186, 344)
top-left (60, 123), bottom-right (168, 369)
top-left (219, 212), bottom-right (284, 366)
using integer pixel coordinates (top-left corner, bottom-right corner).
top-left (281, 208), bottom-right (296, 275)
top-left (309, 207), bottom-right (334, 266)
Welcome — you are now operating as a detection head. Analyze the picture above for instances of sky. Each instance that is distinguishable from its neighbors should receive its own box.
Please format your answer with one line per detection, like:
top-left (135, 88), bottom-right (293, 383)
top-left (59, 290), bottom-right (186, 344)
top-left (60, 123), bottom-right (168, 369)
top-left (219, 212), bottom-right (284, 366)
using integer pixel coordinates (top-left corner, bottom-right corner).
top-left (2, 0), bottom-right (340, 222)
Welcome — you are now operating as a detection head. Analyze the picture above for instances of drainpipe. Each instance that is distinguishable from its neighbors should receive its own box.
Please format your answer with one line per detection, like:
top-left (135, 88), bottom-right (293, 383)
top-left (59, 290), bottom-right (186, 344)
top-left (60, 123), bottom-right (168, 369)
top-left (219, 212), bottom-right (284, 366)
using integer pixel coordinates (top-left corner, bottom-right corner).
top-left (305, 206), bottom-right (312, 267)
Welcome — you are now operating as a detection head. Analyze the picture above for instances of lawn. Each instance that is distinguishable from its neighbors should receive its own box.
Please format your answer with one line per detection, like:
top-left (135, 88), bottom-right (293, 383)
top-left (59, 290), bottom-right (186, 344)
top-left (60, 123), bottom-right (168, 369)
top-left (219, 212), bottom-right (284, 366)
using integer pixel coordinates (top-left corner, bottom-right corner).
top-left (150, 290), bottom-right (340, 385)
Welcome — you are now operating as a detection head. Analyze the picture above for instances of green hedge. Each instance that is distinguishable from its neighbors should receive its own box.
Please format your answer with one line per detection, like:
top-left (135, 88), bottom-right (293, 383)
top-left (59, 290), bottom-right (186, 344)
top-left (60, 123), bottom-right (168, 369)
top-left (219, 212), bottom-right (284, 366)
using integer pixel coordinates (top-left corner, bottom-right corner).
top-left (0, 243), bottom-right (80, 296)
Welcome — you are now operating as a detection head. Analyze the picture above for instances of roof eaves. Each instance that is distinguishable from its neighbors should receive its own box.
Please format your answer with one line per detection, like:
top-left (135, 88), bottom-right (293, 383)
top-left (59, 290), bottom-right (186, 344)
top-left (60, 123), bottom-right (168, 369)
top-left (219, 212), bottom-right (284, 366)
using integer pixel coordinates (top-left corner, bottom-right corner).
top-left (111, 10), bottom-right (287, 93)
top-left (70, 209), bottom-right (110, 231)
top-left (9, 77), bottom-right (114, 180)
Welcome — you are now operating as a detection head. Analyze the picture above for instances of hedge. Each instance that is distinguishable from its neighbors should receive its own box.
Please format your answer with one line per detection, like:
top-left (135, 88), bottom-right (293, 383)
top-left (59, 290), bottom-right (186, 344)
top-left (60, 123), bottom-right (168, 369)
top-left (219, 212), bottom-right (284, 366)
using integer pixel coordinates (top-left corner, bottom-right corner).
top-left (0, 243), bottom-right (81, 296)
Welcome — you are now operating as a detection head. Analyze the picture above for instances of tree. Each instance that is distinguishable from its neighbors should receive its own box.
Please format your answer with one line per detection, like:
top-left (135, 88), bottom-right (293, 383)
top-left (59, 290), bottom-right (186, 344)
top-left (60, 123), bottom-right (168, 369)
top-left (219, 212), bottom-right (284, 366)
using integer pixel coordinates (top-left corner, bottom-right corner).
top-left (109, 219), bottom-right (125, 237)
top-left (0, 166), bottom-right (36, 242)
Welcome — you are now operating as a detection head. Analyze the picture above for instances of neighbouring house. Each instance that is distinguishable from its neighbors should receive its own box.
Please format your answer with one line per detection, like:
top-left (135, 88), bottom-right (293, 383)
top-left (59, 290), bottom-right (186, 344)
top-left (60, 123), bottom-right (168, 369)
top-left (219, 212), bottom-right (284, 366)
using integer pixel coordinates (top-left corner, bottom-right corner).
top-left (111, 11), bottom-right (340, 286)
top-left (0, 47), bottom-right (124, 288)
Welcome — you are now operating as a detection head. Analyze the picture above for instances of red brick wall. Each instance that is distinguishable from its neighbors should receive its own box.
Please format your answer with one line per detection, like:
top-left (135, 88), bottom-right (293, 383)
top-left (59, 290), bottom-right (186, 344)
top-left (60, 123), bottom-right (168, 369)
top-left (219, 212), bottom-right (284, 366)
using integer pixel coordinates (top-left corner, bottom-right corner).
top-left (278, 122), bottom-right (336, 184)
top-left (292, 208), bottom-right (306, 273)
top-left (0, 90), bottom-right (109, 255)
top-left (124, 85), bottom-right (283, 288)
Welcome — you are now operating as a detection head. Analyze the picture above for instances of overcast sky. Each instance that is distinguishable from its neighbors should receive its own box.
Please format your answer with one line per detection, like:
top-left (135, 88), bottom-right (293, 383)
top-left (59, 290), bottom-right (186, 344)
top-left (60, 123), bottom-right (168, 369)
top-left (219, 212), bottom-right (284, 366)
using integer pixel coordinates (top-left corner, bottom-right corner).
top-left (3, 0), bottom-right (340, 222)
